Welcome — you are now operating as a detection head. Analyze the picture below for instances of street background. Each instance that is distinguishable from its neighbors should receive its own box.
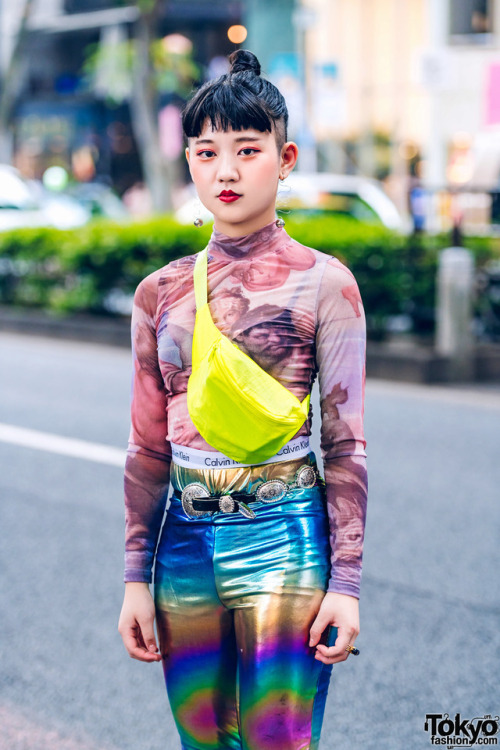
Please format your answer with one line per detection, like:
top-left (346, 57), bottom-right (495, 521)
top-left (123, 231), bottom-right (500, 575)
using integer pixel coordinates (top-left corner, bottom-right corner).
top-left (3, 0), bottom-right (500, 231)
top-left (1, 331), bottom-right (498, 750)
top-left (1, 0), bottom-right (500, 748)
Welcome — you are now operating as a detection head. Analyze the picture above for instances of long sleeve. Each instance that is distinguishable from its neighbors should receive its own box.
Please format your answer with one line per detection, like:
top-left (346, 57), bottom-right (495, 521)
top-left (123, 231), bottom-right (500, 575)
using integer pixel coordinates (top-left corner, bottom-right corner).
top-left (315, 257), bottom-right (368, 598)
top-left (124, 272), bottom-right (172, 583)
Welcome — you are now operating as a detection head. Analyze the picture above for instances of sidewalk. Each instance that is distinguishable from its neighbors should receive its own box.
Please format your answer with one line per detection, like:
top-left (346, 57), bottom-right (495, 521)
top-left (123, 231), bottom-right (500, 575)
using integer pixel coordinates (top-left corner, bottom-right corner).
top-left (0, 305), bottom-right (131, 348)
top-left (366, 338), bottom-right (500, 383)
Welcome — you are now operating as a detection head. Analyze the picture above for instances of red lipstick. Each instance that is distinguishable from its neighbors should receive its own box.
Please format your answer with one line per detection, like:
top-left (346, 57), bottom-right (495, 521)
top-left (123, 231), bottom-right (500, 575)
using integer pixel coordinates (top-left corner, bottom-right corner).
top-left (218, 190), bottom-right (241, 203)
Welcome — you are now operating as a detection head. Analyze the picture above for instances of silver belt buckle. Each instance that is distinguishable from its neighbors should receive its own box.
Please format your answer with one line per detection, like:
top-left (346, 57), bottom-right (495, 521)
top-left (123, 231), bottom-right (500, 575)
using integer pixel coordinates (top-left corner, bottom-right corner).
top-left (218, 495), bottom-right (256, 519)
top-left (180, 483), bottom-right (213, 518)
top-left (255, 465), bottom-right (318, 503)
top-left (295, 465), bottom-right (317, 489)
top-left (256, 479), bottom-right (288, 503)
top-left (236, 500), bottom-right (257, 519)
top-left (218, 495), bottom-right (235, 513)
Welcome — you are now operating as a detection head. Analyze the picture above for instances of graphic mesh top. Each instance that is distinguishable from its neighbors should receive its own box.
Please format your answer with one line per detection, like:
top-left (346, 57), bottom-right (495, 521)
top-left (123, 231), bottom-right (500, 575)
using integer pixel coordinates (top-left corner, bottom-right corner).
top-left (124, 219), bottom-right (368, 598)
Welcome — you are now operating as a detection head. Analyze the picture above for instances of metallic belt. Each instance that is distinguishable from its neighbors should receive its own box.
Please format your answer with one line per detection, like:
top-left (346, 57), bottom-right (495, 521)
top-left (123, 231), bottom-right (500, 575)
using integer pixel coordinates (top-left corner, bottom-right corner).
top-left (176, 464), bottom-right (323, 519)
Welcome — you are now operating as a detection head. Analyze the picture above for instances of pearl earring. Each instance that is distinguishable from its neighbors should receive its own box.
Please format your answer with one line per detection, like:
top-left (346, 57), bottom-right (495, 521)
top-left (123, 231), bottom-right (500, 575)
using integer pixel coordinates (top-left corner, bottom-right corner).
top-left (193, 197), bottom-right (204, 226)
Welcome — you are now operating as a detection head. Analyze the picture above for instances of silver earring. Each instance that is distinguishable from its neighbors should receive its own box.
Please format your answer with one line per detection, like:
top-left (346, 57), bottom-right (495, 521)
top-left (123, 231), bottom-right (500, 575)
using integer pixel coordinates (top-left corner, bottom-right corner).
top-left (193, 197), bottom-right (204, 227)
top-left (275, 217), bottom-right (285, 228)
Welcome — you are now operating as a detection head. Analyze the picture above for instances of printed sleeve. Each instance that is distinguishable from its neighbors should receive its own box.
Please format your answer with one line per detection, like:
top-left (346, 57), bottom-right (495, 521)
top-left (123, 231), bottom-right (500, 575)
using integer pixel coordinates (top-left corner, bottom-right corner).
top-left (124, 272), bottom-right (172, 583)
top-left (315, 257), bottom-right (368, 599)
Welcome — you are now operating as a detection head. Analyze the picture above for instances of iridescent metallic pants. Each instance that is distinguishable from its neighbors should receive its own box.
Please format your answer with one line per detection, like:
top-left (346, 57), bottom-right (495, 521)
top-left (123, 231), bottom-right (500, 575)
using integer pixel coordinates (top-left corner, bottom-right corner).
top-left (154, 464), bottom-right (336, 750)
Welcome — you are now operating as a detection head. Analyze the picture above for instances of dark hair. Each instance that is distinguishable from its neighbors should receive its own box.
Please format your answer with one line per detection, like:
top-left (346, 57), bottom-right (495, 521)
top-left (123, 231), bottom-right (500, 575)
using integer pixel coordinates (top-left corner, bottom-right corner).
top-left (182, 50), bottom-right (288, 151)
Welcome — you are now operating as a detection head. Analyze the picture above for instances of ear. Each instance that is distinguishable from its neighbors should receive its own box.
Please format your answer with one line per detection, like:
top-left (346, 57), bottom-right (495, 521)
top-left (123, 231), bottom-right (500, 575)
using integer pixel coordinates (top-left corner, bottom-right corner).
top-left (185, 145), bottom-right (194, 180)
top-left (280, 142), bottom-right (298, 179)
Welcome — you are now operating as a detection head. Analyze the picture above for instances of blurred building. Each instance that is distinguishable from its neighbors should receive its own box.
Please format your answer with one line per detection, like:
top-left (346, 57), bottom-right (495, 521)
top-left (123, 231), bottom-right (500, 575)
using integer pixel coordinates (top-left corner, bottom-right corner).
top-left (2, 0), bottom-right (499, 221)
top-left (0, 0), bottom-right (244, 195)
top-left (292, 0), bottom-right (500, 219)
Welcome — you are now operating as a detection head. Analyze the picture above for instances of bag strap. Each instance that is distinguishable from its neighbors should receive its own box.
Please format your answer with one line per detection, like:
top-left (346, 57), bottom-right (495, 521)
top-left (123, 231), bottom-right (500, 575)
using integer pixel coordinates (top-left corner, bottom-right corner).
top-left (193, 247), bottom-right (208, 310)
top-left (191, 245), bottom-right (310, 413)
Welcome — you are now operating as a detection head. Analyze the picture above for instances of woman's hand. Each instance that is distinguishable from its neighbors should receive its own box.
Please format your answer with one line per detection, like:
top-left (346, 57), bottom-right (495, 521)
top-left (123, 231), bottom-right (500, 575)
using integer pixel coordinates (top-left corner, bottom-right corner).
top-left (118, 582), bottom-right (162, 663)
top-left (309, 592), bottom-right (360, 665)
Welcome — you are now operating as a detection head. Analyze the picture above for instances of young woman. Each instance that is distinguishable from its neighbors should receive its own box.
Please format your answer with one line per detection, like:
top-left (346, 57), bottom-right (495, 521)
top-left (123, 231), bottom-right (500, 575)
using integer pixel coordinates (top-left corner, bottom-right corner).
top-left (119, 49), bottom-right (368, 750)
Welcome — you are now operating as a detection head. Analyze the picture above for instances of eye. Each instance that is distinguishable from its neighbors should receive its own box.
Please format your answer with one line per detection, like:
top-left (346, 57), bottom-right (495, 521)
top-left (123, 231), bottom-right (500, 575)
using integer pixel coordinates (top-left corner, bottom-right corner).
top-left (196, 150), bottom-right (215, 158)
top-left (239, 147), bottom-right (260, 156)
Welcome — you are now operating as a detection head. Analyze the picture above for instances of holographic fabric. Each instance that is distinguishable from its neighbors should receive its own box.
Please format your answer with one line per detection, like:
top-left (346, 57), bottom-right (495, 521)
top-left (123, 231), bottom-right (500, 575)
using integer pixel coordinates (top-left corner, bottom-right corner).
top-left (154, 454), bottom-right (337, 750)
top-left (124, 219), bottom-right (368, 597)
top-left (170, 450), bottom-right (318, 499)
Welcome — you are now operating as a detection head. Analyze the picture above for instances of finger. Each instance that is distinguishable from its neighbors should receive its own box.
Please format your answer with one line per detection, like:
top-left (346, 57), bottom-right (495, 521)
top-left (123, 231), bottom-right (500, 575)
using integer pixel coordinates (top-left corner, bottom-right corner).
top-left (134, 625), bottom-right (162, 661)
top-left (315, 650), bottom-right (350, 665)
top-left (315, 626), bottom-right (358, 661)
top-left (121, 627), bottom-right (162, 662)
top-left (138, 617), bottom-right (159, 655)
top-left (315, 644), bottom-right (352, 664)
top-left (131, 646), bottom-right (162, 662)
top-left (309, 612), bottom-right (331, 647)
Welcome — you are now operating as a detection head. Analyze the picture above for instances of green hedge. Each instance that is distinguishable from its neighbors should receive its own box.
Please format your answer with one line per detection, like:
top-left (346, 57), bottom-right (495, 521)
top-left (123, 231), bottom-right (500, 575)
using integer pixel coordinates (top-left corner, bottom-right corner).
top-left (0, 216), bottom-right (211, 313)
top-left (1, 214), bottom-right (499, 338)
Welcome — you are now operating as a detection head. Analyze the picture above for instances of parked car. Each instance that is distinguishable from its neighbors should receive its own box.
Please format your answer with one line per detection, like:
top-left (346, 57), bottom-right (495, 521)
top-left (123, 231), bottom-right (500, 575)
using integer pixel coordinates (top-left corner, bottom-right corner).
top-left (277, 173), bottom-right (406, 231)
top-left (175, 172), bottom-right (407, 231)
top-left (65, 181), bottom-right (129, 221)
top-left (0, 165), bottom-right (90, 231)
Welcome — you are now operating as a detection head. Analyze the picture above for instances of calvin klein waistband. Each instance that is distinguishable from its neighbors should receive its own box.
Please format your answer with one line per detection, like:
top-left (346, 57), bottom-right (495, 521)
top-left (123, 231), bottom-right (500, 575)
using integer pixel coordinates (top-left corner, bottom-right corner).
top-left (170, 436), bottom-right (311, 470)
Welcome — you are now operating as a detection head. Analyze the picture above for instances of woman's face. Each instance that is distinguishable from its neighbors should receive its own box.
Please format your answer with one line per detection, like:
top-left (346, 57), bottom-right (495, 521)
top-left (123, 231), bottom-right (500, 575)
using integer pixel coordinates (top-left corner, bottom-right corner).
top-left (186, 121), bottom-right (297, 237)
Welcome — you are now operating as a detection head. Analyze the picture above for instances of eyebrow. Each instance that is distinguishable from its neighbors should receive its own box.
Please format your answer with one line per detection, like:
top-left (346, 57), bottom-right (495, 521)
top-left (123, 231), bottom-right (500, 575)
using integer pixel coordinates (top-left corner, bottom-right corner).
top-left (193, 135), bottom-right (263, 145)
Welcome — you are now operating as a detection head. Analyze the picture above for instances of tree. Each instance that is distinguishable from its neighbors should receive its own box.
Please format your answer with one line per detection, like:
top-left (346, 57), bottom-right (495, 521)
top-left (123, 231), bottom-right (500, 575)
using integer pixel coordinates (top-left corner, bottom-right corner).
top-left (83, 0), bottom-right (199, 213)
top-left (0, 0), bottom-right (36, 162)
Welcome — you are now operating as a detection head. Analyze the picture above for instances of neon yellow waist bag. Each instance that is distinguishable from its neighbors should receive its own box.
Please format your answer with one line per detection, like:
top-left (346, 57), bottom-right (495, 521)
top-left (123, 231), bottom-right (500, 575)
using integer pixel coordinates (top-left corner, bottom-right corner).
top-left (186, 247), bottom-right (310, 464)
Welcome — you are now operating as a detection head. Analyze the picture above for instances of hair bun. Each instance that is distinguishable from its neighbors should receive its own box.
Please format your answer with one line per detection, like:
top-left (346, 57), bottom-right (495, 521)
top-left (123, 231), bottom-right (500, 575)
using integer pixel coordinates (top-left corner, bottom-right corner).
top-left (228, 49), bottom-right (261, 76)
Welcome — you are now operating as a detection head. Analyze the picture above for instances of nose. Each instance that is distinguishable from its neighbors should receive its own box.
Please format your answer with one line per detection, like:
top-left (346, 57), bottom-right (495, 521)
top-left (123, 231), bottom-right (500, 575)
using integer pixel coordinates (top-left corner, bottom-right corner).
top-left (267, 331), bottom-right (281, 345)
top-left (216, 153), bottom-right (238, 183)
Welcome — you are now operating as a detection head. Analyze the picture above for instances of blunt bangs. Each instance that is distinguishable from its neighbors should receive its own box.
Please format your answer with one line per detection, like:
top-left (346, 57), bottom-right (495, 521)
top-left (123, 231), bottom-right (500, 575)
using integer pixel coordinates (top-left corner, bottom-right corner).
top-left (182, 74), bottom-right (288, 150)
top-left (183, 81), bottom-right (273, 138)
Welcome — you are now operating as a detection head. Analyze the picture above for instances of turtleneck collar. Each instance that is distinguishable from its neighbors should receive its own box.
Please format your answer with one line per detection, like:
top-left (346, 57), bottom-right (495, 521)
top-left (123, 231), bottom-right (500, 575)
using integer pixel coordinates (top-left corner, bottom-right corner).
top-left (207, 219), bottom-right (290, 261)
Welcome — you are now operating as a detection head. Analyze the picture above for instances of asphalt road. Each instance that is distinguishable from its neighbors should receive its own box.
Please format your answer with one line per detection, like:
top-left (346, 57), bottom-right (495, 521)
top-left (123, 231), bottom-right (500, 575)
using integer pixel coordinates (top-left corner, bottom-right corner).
top-left (0, 331), bottom-right (499, 750)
